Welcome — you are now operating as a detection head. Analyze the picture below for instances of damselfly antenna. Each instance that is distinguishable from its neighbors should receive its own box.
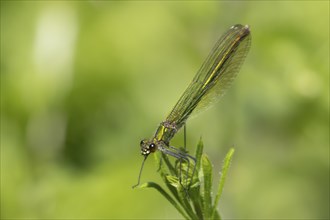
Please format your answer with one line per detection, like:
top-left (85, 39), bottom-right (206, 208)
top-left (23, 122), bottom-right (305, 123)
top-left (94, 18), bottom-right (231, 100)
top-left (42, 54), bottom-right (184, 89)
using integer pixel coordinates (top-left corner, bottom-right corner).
top-left (132, 155), bottom-right (148, 188)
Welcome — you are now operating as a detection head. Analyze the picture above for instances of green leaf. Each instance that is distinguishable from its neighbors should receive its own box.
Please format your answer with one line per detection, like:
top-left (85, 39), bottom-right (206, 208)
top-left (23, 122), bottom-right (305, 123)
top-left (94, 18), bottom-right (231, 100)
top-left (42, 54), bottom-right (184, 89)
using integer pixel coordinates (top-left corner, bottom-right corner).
top-left (195, 138), bottom-right (204, 175)
top-left (154, 152), bottom-right (174, 177)
top-left (141, 182), bottom-right (190, 220)
top-left (189, 185), bottom-right (204, 219)
top-left (178, 188), bottom-right (197, 219)
top-left (211, 148), bottom-right (235, 219)
top-left (165, 175), bottom-right (180, 188)
top-left (202, 154), bottom-right (213, 219)
top-left (188, 140), bottom-right (204, 219)
top-left (161, 153), bottom-right (177, 176)
top-left (162, 160), bottom-right (198, 219)
top-left (213, 209), bottom-right (221, 220)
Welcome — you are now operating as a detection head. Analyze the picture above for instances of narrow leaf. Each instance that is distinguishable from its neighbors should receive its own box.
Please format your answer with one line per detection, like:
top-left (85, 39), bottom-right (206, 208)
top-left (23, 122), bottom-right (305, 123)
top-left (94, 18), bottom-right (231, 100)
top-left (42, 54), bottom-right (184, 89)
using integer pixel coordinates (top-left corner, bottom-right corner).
top-left (202, 154), bottom-right (213, 219)
top-left (189, 185), bottom-right (204, 219)
top-left (214, 209), bottom-right (221, 220)
top-left (211, 148), bottom-right (235, 219)
top-left (176, 183), bottom-right (198, 219)
top-left (141, 182), bottom-right (190, 220)
top-left (195, 138), bottom-right (204, 174)
top-left (161, 153), bottom-right (177, 176)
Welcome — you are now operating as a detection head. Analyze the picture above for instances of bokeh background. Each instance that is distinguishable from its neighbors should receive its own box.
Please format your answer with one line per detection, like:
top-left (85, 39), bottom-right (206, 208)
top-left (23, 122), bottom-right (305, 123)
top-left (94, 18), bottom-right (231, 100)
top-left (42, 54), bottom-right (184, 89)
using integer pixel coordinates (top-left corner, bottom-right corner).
top-left (1, 1), bottom-right (329, 219)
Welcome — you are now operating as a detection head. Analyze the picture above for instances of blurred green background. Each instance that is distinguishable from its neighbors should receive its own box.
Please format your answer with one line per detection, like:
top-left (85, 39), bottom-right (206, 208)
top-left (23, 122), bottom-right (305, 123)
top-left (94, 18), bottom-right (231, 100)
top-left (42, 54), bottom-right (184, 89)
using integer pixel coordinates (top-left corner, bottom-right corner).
top-left (1, 1), bottom-right (329, 219)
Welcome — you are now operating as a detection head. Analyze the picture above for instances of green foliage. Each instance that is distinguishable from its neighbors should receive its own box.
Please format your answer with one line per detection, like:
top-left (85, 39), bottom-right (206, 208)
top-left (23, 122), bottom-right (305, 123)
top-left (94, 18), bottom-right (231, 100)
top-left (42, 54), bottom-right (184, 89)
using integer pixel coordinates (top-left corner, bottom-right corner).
top-left (137, 139), bottom-right (235, 220)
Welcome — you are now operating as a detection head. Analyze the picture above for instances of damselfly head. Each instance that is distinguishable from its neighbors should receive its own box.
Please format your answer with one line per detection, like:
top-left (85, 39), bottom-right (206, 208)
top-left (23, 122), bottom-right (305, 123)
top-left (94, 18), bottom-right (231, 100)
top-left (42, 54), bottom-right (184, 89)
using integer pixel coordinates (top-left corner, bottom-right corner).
top-left (133, 139), bottom-right (154, 188)
top-left (140, 139), bottom-right (157, 156)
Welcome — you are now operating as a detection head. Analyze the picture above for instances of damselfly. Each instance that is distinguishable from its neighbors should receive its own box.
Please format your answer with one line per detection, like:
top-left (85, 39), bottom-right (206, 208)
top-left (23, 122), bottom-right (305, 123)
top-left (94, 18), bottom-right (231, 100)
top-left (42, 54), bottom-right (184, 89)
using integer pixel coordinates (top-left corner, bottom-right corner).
top-left (133, 24), bottom-right (251, 188)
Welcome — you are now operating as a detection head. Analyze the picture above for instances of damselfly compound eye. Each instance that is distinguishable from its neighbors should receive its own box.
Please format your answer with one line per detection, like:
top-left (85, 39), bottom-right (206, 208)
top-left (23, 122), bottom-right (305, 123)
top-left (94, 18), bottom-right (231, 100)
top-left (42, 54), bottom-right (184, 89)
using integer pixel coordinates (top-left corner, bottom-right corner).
top-left (148, 143), bottom-right (157, 153)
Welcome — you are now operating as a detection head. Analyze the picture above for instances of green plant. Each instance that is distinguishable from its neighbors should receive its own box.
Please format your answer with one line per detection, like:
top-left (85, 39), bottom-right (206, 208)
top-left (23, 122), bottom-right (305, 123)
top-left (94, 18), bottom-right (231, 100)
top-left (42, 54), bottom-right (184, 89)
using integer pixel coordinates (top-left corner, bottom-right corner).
top-left (138, 139), bottom-right (235, 219)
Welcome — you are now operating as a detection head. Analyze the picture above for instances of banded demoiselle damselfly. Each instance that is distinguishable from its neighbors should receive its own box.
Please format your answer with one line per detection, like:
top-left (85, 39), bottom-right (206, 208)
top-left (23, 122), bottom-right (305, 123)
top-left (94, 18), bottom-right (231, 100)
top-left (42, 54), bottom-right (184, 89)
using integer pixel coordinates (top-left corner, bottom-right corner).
top-left (133, 24), bottom-right (251, 188)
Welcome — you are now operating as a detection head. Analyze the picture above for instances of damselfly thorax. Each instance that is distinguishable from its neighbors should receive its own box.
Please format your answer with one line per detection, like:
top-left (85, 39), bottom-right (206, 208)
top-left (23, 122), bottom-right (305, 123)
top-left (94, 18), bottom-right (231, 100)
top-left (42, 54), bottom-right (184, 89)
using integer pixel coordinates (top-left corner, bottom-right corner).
top-left (140, 121), bottom-right (178, 155)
